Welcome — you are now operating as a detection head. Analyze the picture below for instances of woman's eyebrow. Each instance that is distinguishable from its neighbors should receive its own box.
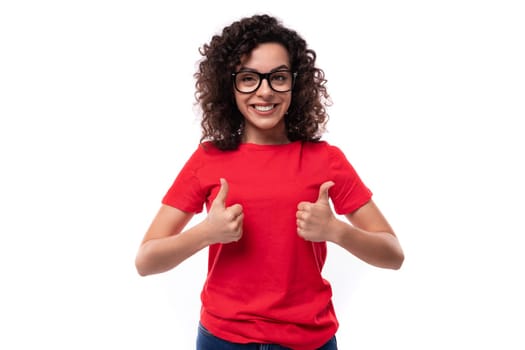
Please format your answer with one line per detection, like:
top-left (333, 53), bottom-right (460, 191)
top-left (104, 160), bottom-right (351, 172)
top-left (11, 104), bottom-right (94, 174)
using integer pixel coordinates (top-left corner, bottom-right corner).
top-left (237, 64), bottom-right (290, 73)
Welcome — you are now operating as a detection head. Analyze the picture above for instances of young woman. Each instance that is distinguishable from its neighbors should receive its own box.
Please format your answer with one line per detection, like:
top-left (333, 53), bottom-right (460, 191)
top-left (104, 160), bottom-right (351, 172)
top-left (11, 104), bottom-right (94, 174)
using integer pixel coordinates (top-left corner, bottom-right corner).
top-left (135, 14), bottom-right (404, 350)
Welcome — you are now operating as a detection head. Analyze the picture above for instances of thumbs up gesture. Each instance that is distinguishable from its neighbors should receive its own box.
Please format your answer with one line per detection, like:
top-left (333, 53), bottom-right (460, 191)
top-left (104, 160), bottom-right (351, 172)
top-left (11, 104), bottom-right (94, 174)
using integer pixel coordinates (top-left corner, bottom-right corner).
top-left (205, 178), bottom-right (244, 245)
top-left (296, 181), bottom-right (336, 242)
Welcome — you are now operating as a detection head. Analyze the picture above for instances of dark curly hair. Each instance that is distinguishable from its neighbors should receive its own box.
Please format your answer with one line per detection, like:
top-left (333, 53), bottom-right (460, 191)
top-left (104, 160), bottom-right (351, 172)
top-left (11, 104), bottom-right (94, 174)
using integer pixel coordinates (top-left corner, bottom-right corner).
top-left (195, 14), bottom-right (331, 150)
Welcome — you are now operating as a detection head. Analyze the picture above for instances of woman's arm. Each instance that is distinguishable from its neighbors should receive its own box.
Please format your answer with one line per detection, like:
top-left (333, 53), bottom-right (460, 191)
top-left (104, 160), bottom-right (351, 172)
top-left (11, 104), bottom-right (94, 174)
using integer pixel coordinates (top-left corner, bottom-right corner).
top-left (297, 182), bottom-right (404, 270)
top-left (135, 205), bottom-right (205, 276)
top-left (337, 200), bottom-right (404, 270)
top-left (135, 178), bottom-right (243, 276)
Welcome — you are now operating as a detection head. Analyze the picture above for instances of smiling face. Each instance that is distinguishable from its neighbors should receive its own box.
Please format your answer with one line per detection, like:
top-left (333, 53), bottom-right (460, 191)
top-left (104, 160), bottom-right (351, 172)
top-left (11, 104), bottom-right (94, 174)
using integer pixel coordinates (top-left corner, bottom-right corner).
top-left (234, 42), bottom-right (292, 145)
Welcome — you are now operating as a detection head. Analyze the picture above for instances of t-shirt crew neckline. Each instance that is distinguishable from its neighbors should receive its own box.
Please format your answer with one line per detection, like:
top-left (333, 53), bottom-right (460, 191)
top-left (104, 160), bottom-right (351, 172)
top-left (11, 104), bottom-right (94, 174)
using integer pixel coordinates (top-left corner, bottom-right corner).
top-left (238, 140), bottom-right (302, 150)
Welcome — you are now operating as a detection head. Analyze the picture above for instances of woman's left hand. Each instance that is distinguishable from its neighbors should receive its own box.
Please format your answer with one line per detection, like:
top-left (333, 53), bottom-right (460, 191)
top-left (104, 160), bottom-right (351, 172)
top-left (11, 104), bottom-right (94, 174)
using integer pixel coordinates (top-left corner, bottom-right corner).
top-left (296, 181), bottom-right (336, 242)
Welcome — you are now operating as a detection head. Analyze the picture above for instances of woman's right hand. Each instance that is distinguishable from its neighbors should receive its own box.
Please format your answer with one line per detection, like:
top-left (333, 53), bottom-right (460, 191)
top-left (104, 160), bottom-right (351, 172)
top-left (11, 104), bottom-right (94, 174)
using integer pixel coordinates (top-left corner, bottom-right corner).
top-left (204, 178), bottom-right (244, 245)
top-left (135, 178), bottom-right (243, 276)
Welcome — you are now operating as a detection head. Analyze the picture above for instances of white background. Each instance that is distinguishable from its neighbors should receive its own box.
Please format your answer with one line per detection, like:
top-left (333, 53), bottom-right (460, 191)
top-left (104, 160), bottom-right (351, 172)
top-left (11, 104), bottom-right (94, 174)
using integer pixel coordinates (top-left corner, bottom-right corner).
top-left (1, 1), bottom-right (524, 349)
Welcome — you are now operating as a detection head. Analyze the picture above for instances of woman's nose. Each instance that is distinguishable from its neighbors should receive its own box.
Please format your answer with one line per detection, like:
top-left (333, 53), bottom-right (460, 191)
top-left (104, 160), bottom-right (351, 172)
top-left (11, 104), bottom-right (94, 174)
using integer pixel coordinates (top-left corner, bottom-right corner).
top-left (256, 77), bottom-right (274, 96)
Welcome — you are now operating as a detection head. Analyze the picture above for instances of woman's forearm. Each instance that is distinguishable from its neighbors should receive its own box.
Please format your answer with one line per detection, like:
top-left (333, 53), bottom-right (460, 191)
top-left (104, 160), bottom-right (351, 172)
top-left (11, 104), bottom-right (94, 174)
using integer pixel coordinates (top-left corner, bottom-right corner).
top-left (330, 219), bottom-right (404, 270)
top-left (135, 221), bottom-right (211, 276)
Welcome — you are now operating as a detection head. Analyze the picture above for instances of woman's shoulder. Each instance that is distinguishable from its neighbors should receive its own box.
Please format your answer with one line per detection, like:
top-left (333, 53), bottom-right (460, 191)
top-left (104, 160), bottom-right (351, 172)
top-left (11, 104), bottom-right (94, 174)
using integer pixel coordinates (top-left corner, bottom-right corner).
top-left (194, 141), bottom-right (225, 155)
top-left (302, 140), bottom-right (351, 165)
top-left (191, 141), bottom-right (240, 161)
top-left (302, 140), bottom-right (341, 153)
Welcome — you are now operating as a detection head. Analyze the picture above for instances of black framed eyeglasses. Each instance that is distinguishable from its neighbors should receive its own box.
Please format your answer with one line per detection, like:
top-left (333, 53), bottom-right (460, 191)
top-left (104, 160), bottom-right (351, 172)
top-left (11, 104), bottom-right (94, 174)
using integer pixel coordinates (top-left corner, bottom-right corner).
top-left (232, 70), bottom-right (297, 94)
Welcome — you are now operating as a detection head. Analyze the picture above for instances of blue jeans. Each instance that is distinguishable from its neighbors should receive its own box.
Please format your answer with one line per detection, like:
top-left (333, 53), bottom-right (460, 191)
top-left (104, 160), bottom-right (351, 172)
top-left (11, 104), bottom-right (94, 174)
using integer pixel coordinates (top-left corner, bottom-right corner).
top-left (196, 323), bottom-right (338, 350)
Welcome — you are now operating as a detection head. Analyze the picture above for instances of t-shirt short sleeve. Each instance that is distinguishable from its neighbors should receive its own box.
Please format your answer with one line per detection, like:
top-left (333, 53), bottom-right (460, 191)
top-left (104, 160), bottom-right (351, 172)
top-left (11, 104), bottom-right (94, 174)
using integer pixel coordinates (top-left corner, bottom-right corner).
top-left (162, 146), bottom-right (207, 213)
top-left (327, 145), bottom-right (373, 215)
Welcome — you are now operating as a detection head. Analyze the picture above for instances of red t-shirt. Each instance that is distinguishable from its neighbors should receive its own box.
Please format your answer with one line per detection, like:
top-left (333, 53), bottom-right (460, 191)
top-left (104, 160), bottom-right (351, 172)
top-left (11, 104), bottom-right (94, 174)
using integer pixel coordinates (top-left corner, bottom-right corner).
top-left (162, 141), bottom-right (372, 350)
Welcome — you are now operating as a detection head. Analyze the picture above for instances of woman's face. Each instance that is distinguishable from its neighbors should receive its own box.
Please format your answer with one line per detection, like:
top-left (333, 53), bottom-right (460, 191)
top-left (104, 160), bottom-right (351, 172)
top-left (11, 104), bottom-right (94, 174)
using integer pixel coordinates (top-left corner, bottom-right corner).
top-left (233, 42), bottom-right (292, 145)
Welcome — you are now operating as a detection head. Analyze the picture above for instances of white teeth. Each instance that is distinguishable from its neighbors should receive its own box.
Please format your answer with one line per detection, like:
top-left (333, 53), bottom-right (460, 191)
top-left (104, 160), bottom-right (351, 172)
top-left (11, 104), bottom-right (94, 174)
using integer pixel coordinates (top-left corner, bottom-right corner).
top-left (254, 105), bottom-right (274, 112)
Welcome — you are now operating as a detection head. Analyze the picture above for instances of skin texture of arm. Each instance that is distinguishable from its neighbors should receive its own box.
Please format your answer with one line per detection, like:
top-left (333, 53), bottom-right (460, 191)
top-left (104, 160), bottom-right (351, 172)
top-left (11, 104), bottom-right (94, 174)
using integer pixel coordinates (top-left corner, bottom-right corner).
top-left (339, 201), bottom-right (404, 269)
top-left (296, 182), bottom-right (404, 270)
top-left (135, 205), bottom-right (200, 276)
top-left (135, 179), bottom-right (243, 276)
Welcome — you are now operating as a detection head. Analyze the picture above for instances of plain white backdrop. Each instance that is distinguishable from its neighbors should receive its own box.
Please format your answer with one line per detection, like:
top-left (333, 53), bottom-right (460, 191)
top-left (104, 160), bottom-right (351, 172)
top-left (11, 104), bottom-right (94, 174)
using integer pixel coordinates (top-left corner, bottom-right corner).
top-left (1, 1), bottom-right (524, 349)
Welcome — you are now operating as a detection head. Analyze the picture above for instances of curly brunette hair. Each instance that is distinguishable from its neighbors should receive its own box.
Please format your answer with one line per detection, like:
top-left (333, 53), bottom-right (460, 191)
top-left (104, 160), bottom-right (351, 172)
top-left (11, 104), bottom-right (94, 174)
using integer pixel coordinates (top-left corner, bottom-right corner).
top-left (195, 14), bottom-right (331, 150)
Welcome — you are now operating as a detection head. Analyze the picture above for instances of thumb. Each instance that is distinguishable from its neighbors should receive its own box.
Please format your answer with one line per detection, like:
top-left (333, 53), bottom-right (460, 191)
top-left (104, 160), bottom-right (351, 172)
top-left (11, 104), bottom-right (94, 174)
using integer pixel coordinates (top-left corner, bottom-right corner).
top-left (317, 181), bottom-right (334, 203)
top-left (213, 178), bottom-right (229, 206)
